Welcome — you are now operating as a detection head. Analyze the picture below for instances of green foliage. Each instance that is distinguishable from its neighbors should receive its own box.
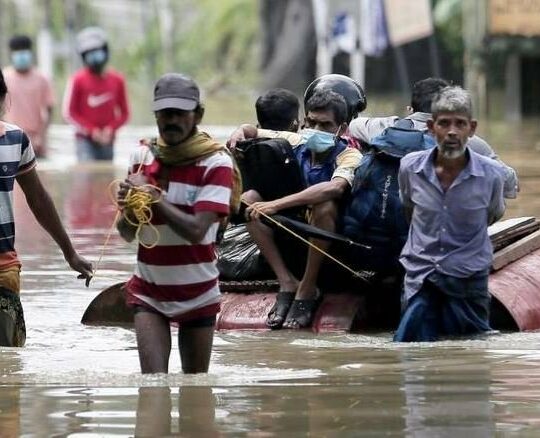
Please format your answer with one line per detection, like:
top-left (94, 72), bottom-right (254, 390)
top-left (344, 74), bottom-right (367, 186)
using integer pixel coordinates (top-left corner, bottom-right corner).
top-left (433, 0), bottom-right (463, 70)
top-left (174, 0), bottom-right (259, 88)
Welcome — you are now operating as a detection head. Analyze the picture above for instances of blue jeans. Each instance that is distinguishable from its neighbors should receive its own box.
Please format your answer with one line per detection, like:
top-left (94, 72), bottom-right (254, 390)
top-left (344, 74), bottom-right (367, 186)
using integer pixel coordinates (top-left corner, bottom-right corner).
top-left (393, 271), bottom-right (491, 342)
top-left (76, 137), bottom-right (114, 161)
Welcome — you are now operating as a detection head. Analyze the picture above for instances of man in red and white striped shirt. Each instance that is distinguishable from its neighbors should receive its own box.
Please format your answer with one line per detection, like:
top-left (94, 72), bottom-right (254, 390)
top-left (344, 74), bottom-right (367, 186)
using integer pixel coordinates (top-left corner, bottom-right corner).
top-left (116, 74), bottom-right (234, 374)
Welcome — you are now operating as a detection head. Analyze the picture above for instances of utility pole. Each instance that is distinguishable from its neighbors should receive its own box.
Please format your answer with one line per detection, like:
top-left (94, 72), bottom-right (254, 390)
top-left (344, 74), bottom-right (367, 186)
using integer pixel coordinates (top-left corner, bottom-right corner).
top-left (462, 0), bottom-right (488, 120)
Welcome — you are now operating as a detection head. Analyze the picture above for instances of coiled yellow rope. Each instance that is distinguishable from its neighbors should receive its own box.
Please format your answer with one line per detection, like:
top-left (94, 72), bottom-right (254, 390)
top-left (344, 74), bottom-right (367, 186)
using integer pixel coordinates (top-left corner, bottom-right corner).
top-left (91, 180), bottom-right (163, 283)
top-left (109, 181), bottom-right (163, 249)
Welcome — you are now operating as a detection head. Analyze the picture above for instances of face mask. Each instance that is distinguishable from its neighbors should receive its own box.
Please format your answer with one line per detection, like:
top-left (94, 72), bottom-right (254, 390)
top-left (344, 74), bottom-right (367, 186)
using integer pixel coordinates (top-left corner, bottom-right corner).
top-left (301, 128), bottom-right (339, 153)
top-left (83, 48), bottom-right (108, 67)
top-left (11, 50), bottom-right (33, 71)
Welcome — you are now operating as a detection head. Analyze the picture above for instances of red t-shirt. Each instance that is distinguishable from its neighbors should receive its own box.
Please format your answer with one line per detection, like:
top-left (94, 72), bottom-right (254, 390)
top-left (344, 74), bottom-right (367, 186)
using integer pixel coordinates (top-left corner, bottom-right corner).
top-left (63, 67), bottom-right (130, 138)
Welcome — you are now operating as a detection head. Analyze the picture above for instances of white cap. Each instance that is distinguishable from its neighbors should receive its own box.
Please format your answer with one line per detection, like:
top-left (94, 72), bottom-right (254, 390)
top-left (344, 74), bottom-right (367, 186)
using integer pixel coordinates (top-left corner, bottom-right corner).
top-left (76, 27), bottom-right (107, 54)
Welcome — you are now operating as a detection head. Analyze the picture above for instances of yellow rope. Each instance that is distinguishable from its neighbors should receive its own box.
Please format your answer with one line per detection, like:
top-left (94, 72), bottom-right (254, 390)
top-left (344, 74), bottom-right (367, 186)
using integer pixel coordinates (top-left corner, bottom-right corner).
top-left (91, 181), bottom-right (163, 281)
top-left (91, 147), bottom-right (166, 283)
top-left (242, 200), bottom-right (370, 281)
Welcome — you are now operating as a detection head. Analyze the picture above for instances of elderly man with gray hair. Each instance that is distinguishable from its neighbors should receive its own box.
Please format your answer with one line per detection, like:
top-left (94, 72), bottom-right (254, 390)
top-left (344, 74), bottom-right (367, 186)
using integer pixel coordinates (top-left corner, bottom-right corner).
top-left (393, 86), bottom-right (506, 342)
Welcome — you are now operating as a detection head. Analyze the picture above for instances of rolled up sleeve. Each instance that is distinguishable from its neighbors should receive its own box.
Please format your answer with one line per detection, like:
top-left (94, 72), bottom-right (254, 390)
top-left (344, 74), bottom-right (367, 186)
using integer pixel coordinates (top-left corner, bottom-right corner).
top-left (332, 147), bottom-right (362, 186)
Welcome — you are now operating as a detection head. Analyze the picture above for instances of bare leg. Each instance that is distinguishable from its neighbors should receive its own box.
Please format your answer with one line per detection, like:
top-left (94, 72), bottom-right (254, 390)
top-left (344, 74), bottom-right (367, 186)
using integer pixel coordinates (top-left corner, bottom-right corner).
top-left (134, 311), bottom-right (171, 373)
top-left (135, 387), bottom-right (172, 436)
top-left (244, 189), bottom-right (298, 292)
top-left (283, 201), bottom-right (338, 329)
top-left (178, 325), bottom-right (215, 373)
top-left (295, 200), bottom-right (338, 300)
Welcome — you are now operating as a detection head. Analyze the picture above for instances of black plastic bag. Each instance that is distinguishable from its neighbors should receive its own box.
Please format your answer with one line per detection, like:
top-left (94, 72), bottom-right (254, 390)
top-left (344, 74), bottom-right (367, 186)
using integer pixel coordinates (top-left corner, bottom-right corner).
top-left (217, 224), bottom-right (273, 280)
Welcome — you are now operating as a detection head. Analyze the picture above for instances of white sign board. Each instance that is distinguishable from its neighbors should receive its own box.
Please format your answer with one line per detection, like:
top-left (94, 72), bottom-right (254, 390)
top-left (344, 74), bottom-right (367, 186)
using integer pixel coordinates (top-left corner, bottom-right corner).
top-left (383, 0), bottom-right (434, 46)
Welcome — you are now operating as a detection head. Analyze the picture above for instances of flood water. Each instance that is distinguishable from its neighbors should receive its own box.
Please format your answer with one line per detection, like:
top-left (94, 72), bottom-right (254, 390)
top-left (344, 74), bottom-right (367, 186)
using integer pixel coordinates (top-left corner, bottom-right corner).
top-left (2, 122), bottom-right (540, 436)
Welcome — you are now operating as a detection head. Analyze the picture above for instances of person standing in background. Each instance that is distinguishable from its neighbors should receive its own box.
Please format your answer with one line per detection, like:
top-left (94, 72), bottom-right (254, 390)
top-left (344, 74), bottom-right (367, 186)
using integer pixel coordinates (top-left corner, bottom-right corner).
top-left (2, 35), bottom-right (55, 159)
top-left (63, 27), bottom-right (130, 161)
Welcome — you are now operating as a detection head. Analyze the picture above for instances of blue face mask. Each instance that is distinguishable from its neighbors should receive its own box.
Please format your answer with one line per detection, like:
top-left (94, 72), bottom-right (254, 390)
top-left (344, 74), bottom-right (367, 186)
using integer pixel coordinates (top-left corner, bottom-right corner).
top-left (11, 50), bottom-right (33, 71)
top-left (83, 48), bottom-right (108, 67)
top-left (301, 128), bottom-right (339, 153)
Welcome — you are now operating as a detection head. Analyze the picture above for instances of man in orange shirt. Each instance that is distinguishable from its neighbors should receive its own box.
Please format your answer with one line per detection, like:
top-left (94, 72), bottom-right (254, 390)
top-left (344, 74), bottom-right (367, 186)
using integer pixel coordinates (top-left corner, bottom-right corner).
top-left (2, 35), bottom-right (55, 158)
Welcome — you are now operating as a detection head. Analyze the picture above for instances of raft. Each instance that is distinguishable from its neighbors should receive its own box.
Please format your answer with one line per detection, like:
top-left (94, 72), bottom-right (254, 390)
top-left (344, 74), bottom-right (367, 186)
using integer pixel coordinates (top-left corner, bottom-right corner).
top-left (82, 217), bottom-right (540, 333)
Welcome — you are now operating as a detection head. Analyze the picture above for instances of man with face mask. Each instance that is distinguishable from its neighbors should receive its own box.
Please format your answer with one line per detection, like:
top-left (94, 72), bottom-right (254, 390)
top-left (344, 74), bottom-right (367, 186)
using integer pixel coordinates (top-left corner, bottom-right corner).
top-left (394, 86), bottom-right (506, 342)
top-left (228, 90), bottom-right (362, 330)
top-left (63, 27), bottom-right (130, 161)
top-left (2, 35), bottom-right (55, 158)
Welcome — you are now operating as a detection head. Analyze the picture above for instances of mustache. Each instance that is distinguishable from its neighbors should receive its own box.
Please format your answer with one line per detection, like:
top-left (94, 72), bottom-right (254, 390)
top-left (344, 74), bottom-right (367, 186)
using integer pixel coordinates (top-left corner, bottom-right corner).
top-left (163, 125), bottom-right (182, 133)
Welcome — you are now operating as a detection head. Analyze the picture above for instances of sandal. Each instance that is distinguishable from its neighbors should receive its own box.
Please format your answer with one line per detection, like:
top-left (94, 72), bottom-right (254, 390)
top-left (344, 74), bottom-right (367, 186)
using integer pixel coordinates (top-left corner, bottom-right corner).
top-left (266, 291), bottom-right (295, 329)
top-left (283, 293), bottom-right (322, 329)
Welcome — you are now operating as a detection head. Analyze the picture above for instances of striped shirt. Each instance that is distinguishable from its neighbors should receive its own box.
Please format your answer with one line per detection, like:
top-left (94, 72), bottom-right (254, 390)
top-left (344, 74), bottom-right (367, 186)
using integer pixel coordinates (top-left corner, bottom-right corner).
top-left (0, 122), bottom-right (36, 269)
top-left (125, 145), bottom-right (233, 322)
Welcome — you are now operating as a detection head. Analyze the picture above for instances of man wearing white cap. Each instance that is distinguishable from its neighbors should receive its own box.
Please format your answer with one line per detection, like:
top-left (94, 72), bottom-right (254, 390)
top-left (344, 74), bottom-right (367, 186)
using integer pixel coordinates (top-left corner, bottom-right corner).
top-left (63, 27), bottom-right (130, 161)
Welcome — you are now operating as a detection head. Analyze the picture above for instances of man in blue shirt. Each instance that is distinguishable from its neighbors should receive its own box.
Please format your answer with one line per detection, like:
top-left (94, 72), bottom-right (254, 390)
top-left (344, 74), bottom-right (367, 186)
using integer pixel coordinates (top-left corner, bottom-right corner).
top-left (394, 86), bottom-right (506, 342)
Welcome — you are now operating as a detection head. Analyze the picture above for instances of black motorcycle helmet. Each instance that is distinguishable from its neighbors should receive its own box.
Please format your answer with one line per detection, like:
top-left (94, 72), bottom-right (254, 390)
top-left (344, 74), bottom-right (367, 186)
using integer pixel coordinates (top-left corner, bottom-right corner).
top-left (304, 74), bottom-right (367, 122)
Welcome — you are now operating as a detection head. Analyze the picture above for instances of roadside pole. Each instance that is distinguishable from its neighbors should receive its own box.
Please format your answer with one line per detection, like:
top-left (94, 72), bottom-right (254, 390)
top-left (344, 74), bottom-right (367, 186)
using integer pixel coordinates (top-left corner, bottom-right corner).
top-left (463, 0), bottom-right (488, 120)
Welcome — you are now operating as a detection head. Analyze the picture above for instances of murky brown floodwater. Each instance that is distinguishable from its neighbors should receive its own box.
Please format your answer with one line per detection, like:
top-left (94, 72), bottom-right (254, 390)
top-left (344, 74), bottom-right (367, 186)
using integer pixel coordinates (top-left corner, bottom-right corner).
top-left (1, 121), bottom-right (540, 437)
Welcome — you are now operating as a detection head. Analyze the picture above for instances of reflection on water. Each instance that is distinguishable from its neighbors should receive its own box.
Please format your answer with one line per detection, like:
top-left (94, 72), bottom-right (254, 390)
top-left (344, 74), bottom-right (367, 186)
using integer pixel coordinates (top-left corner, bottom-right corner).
top-left (1, 122), bottom-right (540, 435)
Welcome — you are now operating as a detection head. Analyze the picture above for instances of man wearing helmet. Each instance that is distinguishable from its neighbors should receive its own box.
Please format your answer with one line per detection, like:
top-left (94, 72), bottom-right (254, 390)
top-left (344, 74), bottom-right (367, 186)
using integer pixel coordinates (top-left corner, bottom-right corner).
top-left (303, 73), bottom-right (367, 124)
top-left (63, 27), bottom-right (130, 161)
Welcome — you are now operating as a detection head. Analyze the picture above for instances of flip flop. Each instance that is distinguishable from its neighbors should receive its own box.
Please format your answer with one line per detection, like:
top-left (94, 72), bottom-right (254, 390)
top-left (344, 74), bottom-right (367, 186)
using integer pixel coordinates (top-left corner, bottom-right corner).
top-left (266, 291), bottom-right (296, 329)
top-left (283, 291), bottom-right (322, 329)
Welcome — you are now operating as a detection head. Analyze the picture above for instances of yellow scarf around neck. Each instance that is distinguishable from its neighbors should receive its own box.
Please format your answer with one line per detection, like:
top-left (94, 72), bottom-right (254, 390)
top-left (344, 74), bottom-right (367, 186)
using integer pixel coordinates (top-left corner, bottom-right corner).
top-left (150, 130), bottom-right (242, 213)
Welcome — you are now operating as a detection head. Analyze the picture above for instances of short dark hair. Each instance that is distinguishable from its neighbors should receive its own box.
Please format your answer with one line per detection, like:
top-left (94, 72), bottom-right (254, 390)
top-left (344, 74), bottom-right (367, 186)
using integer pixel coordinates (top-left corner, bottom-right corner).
top-left (255, 88), bottom-right (300, 131)
top-left (0, 69), bottom-right (7, 101)
top-left (9, 35), bottom-right (32, 51)
top-left (411, 77), bottom-right (450, 113)
top-left (305, 90), bottom-right (348, 125)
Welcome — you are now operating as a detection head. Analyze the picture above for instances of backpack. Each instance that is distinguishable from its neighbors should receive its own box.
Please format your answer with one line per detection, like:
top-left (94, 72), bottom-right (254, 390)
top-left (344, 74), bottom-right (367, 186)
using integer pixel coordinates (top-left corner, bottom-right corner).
top-left (341, 119), bottom-right (435, 271)
top-left (234, 137), bottom-right (306, 220)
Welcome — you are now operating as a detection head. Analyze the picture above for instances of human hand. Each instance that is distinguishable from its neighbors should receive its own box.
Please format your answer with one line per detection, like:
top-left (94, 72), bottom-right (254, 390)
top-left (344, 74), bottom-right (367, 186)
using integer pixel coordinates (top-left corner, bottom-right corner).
top-left (117, 179), bottom-right (134, 208)
top-left (91, 128), bottom-right (105, 145)
top-left (246, 201), bottom-right (280, 220)
top-left (101, 126), bottom-right (114, 144)
top-left (66, 252), bottom-right (94, 287)
top-left (226, 128), bottom-right (246, 150)
top-left (91, 127), bottom-right (113, 146)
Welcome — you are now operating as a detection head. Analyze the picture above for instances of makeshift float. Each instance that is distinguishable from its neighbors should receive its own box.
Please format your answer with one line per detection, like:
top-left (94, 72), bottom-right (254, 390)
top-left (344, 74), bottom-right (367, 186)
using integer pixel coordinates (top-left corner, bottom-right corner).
top-left (82, 216), bottom-right (540, 333)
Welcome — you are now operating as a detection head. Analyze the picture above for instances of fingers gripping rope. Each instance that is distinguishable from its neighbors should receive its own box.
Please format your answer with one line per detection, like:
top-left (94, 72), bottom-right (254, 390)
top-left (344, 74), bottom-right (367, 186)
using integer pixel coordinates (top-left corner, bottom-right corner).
top-left (109, 181), bottom-right (163, 249)
top-left (90, 181), bottom-right (163, 284)
top-left (242, 199), bottom-right (372, 282)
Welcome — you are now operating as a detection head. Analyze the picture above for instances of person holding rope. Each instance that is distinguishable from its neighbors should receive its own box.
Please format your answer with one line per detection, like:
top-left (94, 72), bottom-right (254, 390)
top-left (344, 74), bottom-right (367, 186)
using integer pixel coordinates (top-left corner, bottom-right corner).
top-left (116, 73), bottom-right (239, 374)
top-left (0, 69), bottom-right (93, 347)
top-left (228, 90), bottom-right (361, 330)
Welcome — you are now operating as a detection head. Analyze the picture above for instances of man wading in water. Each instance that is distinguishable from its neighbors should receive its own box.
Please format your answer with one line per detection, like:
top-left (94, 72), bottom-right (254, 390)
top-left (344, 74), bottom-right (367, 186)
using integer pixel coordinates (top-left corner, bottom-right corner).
top-left (116, 73), bottom-right (239, 373)
top-left (394, 86), bottom-right (506, 342)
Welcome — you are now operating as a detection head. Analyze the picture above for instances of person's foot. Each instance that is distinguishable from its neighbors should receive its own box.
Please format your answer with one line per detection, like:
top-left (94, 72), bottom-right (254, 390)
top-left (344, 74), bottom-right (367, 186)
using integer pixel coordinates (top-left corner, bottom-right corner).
top-left (266, 291), bottom-right (296, 329)
top-left (282, 290), bottom-right (322, 329)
